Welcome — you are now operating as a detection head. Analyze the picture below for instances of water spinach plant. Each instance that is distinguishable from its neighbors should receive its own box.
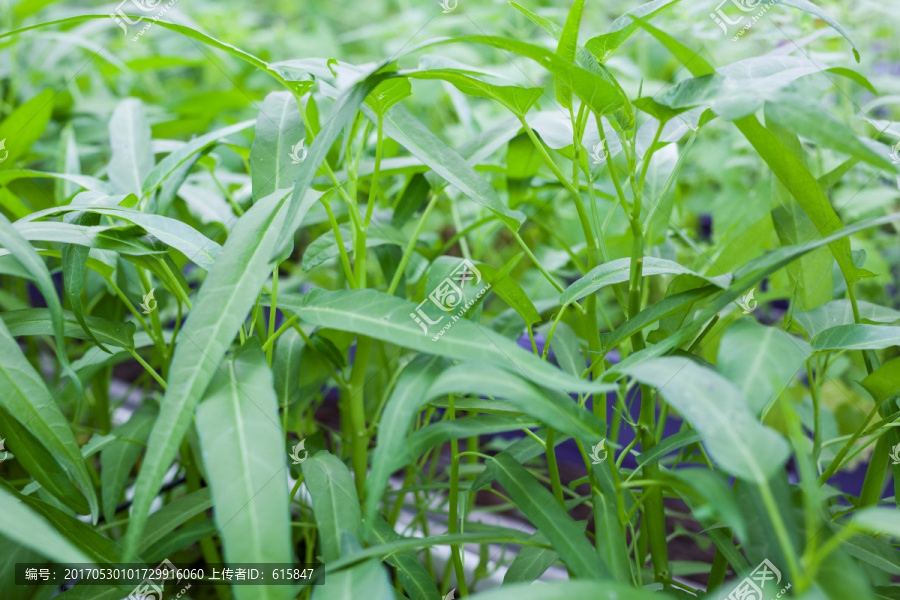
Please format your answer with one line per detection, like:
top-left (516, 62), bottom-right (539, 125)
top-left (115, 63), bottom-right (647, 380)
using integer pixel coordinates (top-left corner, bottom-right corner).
top-left (0, 0), bottom-right (899, 599)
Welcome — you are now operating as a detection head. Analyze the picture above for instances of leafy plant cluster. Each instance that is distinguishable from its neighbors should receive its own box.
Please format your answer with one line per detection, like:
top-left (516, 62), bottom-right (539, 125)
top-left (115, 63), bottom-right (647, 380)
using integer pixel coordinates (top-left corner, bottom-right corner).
top-left (0, 1), bottom-right (899, 599)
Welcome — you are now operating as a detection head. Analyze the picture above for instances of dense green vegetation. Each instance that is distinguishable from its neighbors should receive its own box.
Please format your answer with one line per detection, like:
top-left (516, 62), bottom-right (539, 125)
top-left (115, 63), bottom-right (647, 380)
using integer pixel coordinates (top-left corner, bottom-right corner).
top-left (0, 1), bottom-right (899, 598)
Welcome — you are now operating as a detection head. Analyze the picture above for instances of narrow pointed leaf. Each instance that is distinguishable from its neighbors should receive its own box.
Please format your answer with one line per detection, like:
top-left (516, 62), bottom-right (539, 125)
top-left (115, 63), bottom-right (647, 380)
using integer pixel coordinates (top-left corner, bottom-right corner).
top-left (196, 342), bottom-right (292, 600)
top-left (277, 288), bottom-right (610, 393)
top-left (250, 92), bottom-right (305, 200)
top-left (0, 484), bottom-right (93, 565)
top-left (302, 452), bottom-right (363, 563)
top-left (487, 452), bottom-right (608, 579)
top-left (622, 357), bottom-right (790, 482)
top-left (0, 303), bottom-right (97, 519)
top-left (2, 308), bottom-right (136, 348)
top-left (108, 98), bottom-right (153, 196)
top-left (123, 72), bottom-right (387, 559)
top-left (561, 257), bottom-right (730, 306)
top-left (812, 325), bottom-right (900, 351)
top-left (555, 0), bottom-right (585, 108)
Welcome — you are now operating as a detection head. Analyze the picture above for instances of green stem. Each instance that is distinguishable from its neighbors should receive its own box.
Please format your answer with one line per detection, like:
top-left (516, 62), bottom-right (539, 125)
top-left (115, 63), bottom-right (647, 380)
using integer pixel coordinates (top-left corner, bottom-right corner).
top-left (322, 198), bottom-right (358, 288)
top-left (126, 347), bottom-right (167, 390)
top-left (261, 315), bottom-right (299, 353)
top-left (546, 429), bottom-right (565, 508)
top-left (387, 193), bottom-right (439, 295)
top-left (512, 232), bottom-right (566, 295)
top-left (447, 394), bottom-right (469, 596)
top-left (348, 336), bottom-right (372, 497)
top-left (266, 266), bottom-right (278, 364)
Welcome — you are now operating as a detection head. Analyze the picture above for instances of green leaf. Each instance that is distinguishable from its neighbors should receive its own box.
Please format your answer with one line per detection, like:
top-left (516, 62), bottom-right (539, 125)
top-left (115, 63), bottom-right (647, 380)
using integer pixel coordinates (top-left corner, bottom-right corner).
top-left (765, 92), bottom-right (894, 170)
top-left (614, 214), bottom-right (900, 374)
top-left (301, 225), bottom-right (397, 272)
top-left (592, 492), bottom-right (631, 584)
top-left (108, 98), bottom-right (153, 196)
top-left (139, 488), bottom-right (213, 552)
top-left (26, 204), bottom-right (222, 270)
top-left (12, 221), bottom-right (164, 257)
top-left (250, 92), bottom-right (305, 200)
top-left (0, 89), bottom-right (54, 170)
top-left (561, 257), bottom-right (729, 306)
top-left (769, 135), bottom-right (834, 313)
top-left (0, 484), bottom-right (93, 564)
top-left (2, 480), bottom-right (127, 564)
top-left (302, 452), bottom-right (363, 563)
top-left (427, 363), bottom-right (607, 438)
top-left (428, 255), bottom-right (541, 326)
top-left (622, 357), bottom-right (790, 482)
top-left (370, 103), bottom-right (525, 230)
top-left (123, 72), bottom-right (388, 560)
top-left (503, 530), bottom-right (558, 584)
top-left (812, 325), bottom-right (900, 351)
top-left (0, 214), bottom-right (83, 396)
top-left (61, 211), bottom-right (110, 352)
top-left (1, 16), bottom-right (305, 94)
top-left (663, 468), bottom-right (746, 541)
top-left (717, 320), bottom-right (811, 415)
top-left (196, 341), bottom-right (292, 600)
top-left (143, 519), bottom-right (218, 563)
top-left (410, 415), bottom-right (540, 459)
top-left (635, 430), bottom-right (701, 468)
top-left (0, 298), bottom-right (97, 520)
top-left (365, 77), bottom-right (412, 114)
top-left (311, 558), bottom-right (393, 600)
top-left (634, 19), bottom-right (863, 289)
top-left (272, 327), bottom-right (305, 407)
top-left (601, 285), bottom-right (717, 350)
top-left (365, 514), bottom-right (440, 600)
top-left (0, 406), bottom-right (90, 515)
top-left (101, 405), bottom-right (156, 523)
top-left (2, 308), bottom-right (136, 348)
top-left (276, 288), bottom-right (609, 393)
top-left (794, 300), bottom-right (900, 339)
top-left (364, 355), bottom-right (444, 524)
top-left (860, 357), bottom-right (900, 404)
top-left (657, 55), bottom-right (854, 121)
top-left (412, 35), bottom-right (626, 118)
top-left (585, 0), bottom-right (681, 61)
top-left (555, 0), bottom-right (585, 109)
top-left (142, 120), bottom-right (254, 200)
top-left (462, 36), bottom-right (626, 117)
top-left (780, 0), bottom-right (859, 62)
top-left (402, 68), bottom-right (543, 117)
top-left (852, 508), bottom-right (900, 539)
top-left (842, 531), bottom-right (900, 576)
top-left (487, 452), bottom-right (608, 579)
